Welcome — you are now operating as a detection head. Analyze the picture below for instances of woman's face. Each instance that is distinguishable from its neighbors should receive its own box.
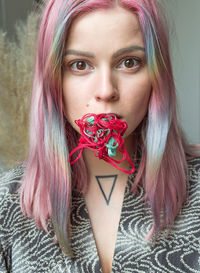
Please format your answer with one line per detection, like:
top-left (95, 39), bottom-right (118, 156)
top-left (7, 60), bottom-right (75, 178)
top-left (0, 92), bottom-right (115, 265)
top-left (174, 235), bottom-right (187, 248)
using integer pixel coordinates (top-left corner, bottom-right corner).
top-left (63, 6), bottom-right (151, 138)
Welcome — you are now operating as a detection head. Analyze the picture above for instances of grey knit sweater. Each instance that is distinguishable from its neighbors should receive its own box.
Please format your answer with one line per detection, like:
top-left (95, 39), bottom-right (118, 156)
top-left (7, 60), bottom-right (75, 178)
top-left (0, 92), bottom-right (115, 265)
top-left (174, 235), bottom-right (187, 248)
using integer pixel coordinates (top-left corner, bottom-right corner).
top-left (0, 158), bottom-right (200, 273)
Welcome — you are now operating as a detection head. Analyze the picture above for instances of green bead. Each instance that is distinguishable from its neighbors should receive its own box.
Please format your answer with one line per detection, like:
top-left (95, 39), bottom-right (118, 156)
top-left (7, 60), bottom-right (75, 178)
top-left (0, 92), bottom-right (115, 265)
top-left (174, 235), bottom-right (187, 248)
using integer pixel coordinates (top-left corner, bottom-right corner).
top-left (106, 137), bottom-right (118, 149)
top-left (106, 137), bottom-right (119, 157)
top-left (108, 148), bottom-right (116, 157)
top-left (86, 116), bottom-right (95, 125)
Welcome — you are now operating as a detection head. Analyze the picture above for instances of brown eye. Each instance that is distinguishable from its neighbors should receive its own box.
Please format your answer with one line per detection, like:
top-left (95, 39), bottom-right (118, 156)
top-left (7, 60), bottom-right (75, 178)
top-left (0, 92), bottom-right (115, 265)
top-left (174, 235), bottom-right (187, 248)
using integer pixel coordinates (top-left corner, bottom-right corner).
top-left (124, 58), bottom-right (135, 68)
top-left (76, 61), bottom-right (86, 70)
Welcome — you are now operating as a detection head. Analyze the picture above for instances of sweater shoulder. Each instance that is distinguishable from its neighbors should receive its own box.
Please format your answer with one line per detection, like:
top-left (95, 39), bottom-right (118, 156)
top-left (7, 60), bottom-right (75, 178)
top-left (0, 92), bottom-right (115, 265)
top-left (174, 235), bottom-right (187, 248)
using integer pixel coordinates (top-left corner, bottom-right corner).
top-left (187, 156), bottom-right (200, 183)
top-left (0, 165), bottom-right (24, 199)
top-left (0, 165), bottom-right (24, 242)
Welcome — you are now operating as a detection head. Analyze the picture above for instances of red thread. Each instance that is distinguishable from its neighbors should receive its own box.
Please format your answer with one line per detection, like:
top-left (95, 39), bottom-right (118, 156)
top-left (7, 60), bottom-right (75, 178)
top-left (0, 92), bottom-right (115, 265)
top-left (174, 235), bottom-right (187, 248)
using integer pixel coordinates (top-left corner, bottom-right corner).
top-left (69, 113), bottom-right (135, 174)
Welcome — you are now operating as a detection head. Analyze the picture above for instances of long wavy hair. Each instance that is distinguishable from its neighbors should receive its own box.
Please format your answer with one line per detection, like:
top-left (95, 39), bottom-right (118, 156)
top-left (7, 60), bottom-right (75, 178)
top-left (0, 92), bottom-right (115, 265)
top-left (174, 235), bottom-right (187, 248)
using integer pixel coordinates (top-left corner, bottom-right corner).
top-left (20, 0), bottom-right (196, 254)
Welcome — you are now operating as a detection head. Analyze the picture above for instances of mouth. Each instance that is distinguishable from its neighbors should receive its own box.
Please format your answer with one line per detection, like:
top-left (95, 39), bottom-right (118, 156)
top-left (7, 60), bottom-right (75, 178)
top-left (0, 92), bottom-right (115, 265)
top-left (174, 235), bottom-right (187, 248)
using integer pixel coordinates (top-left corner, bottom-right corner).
top-left (80, 112), bottom-right (123, 121)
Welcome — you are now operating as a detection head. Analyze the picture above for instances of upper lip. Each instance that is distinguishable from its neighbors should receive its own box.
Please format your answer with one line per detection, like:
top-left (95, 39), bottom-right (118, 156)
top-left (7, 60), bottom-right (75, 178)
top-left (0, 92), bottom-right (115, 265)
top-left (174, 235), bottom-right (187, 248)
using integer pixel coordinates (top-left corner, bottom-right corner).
top-left (105, 113), bottom-right (122, 119)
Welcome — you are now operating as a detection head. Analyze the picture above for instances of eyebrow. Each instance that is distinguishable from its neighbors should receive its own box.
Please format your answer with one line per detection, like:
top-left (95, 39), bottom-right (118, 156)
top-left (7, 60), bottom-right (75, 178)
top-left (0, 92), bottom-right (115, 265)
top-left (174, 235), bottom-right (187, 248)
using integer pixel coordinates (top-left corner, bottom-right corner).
top-left (64, 49), bottom-right (95, 58)
top-left (64, 45), bottom-right (145, 59)
top-left (112, 46), bottom-right (145, 58)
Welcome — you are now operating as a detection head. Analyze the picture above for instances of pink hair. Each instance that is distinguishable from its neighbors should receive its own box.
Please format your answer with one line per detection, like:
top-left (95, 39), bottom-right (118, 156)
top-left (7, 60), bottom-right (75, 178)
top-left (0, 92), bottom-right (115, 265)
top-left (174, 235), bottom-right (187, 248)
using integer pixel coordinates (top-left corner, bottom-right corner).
top-left (20, 0), bottom-right (199, 253)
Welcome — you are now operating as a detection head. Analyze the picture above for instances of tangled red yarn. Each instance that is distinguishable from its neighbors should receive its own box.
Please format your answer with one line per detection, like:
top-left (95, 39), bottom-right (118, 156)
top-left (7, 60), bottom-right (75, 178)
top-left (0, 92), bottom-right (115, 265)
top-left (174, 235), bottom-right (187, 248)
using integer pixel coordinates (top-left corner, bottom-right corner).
top-left (69, 113), bottom-right (135, 174)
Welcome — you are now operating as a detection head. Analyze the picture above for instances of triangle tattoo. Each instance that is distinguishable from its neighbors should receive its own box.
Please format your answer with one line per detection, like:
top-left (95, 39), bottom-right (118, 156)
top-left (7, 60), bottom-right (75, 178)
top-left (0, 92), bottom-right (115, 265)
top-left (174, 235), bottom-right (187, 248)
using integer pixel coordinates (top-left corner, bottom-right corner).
top-left (95, 175), bottom-right (118, 205)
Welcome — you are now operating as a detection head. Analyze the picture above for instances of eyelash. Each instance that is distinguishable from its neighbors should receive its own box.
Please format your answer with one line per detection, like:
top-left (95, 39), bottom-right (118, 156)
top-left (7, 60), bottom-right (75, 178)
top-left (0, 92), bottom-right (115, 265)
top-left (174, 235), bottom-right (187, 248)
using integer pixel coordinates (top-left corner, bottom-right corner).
top-left (66, 57), bottom-right (142, 73)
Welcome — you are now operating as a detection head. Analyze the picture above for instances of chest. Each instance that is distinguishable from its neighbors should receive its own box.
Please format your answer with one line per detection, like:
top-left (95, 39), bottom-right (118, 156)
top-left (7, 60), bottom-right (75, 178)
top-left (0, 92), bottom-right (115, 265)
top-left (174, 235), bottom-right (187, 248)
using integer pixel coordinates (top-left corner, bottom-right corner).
top-left (84, 177), bottom-right (127, 273)
top-left (85, 201), bottom-right (123, 273)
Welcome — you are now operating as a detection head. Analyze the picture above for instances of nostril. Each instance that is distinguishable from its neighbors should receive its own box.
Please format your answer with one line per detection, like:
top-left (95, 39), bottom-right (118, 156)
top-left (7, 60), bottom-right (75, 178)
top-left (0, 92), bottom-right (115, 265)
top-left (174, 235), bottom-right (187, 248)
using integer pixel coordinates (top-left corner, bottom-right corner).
top-left (111, 92), bottom-right (119, 101)
top-left (95, 93), bottom-right (118, 102)
top-left (95, 96), bottom-right (101, 101)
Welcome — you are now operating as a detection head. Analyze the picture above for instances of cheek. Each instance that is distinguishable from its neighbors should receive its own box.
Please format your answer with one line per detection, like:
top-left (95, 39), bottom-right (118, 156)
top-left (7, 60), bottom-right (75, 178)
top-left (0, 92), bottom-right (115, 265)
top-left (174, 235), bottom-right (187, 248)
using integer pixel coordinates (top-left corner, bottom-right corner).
top-left (62, 89), bottom-right (80, 131)
top-left (62, 76), bottom-right (91, 131)
top-left (124, 74), bottom-right (151, 131)
top-left (62, 78), bottom-right (78, 121)
top-left (62, 75), bottom-right (91, 104)
top-left (126, 73), bottom-right (151, 110)
top-left (63, 76), bottom-right (83, 109)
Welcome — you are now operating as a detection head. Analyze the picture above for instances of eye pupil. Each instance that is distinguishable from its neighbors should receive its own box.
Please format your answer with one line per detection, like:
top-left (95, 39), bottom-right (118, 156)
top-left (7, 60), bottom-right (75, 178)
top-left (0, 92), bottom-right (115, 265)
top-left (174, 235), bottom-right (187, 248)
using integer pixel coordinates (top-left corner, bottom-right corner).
top-left (77, 61), bottom-right (86, 70)
top-left (125, 58), bottom-right (134, 68)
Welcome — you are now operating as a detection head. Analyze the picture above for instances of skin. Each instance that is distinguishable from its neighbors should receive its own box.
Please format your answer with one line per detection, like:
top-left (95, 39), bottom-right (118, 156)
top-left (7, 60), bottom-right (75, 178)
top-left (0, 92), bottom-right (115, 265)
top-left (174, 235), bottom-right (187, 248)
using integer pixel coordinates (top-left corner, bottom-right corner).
top-left (62, 6), bottom-right (152, 273)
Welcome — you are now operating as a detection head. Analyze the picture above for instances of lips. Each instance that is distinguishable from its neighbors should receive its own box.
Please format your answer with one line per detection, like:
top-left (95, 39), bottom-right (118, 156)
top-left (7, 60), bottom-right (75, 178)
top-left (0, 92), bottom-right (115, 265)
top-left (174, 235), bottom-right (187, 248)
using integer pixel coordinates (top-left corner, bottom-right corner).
top-left (82, 112), bottom-right (123, 120)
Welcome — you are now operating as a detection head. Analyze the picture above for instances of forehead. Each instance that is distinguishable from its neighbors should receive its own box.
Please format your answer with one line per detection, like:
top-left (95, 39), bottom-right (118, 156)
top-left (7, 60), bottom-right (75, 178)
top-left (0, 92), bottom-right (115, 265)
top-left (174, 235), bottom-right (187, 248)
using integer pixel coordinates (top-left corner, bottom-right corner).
top-left (66, 6), bottom-right (144, 50)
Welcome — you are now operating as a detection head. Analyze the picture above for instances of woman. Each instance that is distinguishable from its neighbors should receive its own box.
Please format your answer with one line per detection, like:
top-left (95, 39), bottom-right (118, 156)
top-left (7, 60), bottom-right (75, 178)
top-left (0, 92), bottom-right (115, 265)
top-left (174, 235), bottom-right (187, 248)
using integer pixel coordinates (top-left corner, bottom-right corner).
top-left (0, 0), bottom-right (199, 272)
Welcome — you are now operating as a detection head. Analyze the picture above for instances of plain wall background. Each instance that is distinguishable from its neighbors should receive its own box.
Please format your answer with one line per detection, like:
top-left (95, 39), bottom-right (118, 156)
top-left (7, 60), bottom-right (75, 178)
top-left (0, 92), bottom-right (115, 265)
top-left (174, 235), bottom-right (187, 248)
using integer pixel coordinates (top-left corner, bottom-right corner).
top-left (0, 0), bottom-right (34, 35)
top-left (167, 0), bottom-right (200, 144)
top-left (0, 0), bottom-right (200, 143)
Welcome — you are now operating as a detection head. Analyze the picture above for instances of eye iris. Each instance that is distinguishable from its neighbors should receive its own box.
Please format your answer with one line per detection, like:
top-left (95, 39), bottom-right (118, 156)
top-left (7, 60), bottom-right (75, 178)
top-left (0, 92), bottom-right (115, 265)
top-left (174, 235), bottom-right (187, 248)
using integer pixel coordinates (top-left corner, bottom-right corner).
top-left (77, 61), bottom-right (86, 70)
top-left (125, 58), bottom-right (135, 68)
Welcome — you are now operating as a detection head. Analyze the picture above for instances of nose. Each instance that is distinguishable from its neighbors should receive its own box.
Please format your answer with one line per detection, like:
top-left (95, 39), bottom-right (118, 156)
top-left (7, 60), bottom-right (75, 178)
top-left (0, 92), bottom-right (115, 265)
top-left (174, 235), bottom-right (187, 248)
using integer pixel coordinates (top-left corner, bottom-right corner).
top-left (94, 67), bottom-right (119, 102)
